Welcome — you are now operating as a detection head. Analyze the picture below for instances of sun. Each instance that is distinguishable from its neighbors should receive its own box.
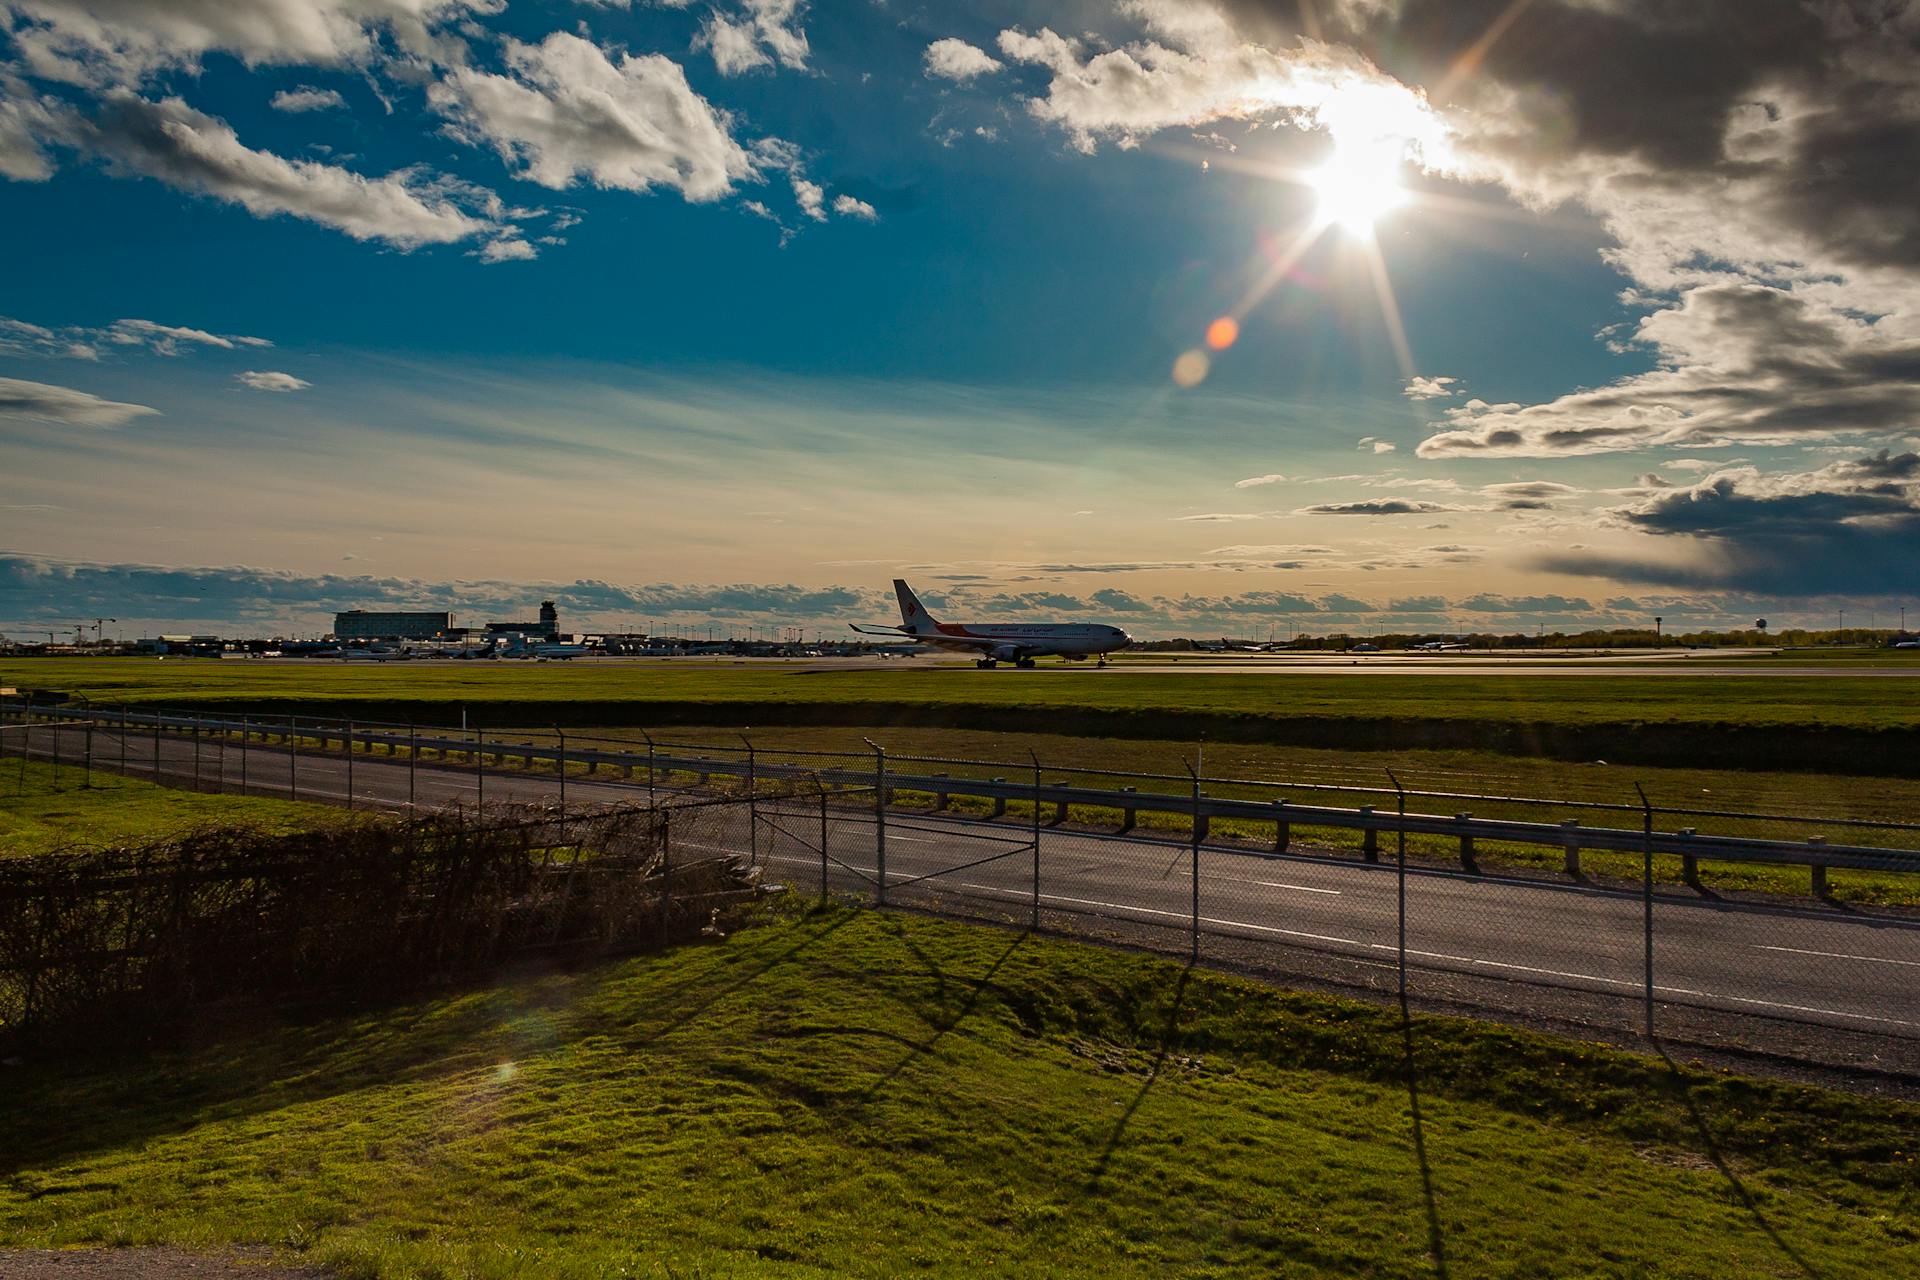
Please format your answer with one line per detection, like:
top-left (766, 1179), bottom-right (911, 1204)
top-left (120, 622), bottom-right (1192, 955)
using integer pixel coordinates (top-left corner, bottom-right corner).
top-left (1306, 140), bottom-right (1408, 236)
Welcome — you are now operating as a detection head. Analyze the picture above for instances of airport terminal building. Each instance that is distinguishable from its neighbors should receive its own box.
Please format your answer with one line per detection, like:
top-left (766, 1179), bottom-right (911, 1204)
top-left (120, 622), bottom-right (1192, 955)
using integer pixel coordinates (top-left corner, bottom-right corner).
top-left (333, 610), bottom-right (451, 641)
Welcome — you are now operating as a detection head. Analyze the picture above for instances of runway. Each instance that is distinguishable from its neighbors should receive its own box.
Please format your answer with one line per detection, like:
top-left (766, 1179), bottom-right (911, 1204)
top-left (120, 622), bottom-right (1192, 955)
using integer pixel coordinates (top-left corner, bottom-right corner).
top-left (16, 719), bottom-right (1917, 1079)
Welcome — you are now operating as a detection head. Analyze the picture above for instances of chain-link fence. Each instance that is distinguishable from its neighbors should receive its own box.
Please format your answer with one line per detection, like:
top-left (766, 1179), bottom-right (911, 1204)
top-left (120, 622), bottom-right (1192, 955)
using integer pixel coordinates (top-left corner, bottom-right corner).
top-left (4, 700), bottom-right (1916, 1077)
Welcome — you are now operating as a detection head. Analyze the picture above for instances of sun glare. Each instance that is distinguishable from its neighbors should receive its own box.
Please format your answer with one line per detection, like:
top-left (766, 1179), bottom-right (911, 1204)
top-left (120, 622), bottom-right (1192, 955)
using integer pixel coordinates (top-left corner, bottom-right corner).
top-left (1307, 141), bottom-right (1408, 236)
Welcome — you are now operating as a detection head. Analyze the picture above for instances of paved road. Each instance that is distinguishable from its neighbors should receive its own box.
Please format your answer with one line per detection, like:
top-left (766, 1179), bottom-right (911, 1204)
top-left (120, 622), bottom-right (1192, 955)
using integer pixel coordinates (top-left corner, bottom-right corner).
top-left (15, 720), bottom-right (1917, 1070)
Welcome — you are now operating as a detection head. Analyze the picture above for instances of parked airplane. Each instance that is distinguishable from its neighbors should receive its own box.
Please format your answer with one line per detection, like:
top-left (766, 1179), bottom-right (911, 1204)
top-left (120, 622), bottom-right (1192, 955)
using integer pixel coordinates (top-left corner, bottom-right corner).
top-left (498, 636), bottom-right (589, 660)
top-left (852, 580), bottom-right (1132, 668)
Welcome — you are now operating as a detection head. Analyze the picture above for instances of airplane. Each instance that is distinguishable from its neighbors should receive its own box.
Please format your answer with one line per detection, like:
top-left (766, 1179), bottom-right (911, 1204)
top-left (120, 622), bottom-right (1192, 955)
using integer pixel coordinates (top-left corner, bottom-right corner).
top-left (497, 636), bottom-right (589, 660)
top-left (852, 579), bottom-right (1133, 668)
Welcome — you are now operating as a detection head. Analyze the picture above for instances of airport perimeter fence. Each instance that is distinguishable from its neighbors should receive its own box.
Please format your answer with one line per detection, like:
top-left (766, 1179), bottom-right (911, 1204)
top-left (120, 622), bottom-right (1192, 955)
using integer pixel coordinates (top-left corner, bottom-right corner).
top-left (3, 699), bottom-right (1918, 1077)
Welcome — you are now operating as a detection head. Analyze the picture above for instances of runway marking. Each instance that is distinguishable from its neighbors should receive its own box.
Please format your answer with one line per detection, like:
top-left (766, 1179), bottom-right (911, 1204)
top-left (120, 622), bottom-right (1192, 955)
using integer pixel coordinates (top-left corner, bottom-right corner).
top-left (1757, 945), bottom-right (1920, 968)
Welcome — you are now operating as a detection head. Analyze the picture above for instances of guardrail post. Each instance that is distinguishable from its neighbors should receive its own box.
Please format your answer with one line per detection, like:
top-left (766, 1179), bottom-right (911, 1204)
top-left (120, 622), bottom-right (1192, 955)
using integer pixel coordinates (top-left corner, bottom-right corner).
top-left (83, 717), bottom-right (93, 789)
top-left (191, 719), bottom-right (200, 793)
top-left (1120, 786), bottom-right (1137, 831)
top-left (1560, 819), bottom-right (1582, 875)
top-left (990, 780), bottom-right (1007, 819)
top-left (239, 716), bottom-right (248, 793)
top-left (288, 717), bottom-right (298, 801)
top-left (476, 725), bottom-right (486, 810)
top-left (408, 723), bottom-right (417, 811)
top-left (1273, 799), bottom-right (1290, 852)
top-left (556, 726), bottom-right (568, 821)
top-left (1679, 829), bottom-right (1699, 888)
top-left (932, 773), bottom-right (950, 811)
top-left (1455, 812), bottom-right (1475, 872)
top-left (345, 719), bottom-right (355, 810)
top-left (1051, 781), bottom-right (1070, 825)
top-left (1808, 837), bottom-right (1829, 897)
top-left (1360, 806), bottom-right (1377, 862)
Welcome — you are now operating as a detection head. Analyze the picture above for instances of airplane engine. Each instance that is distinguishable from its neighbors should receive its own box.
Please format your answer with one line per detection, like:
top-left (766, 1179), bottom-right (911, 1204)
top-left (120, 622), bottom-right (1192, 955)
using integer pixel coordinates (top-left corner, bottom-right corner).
top-left (992, 645), bottom-right (1023, 663)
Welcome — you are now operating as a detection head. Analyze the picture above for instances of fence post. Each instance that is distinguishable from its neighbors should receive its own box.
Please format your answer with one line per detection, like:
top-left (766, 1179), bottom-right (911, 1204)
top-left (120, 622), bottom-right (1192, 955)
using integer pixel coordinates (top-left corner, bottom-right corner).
top-left (84, 715), bottom-right (93, 789)
top-left (1636, 783), bottom-right (1655, 1039)
top-left (1387, 768), bottom-right (1406, 1002)
top-left (476, 725), bottom-right (486, 810)
top-left (820, 786), bottom-right (830, 905)
top-left (50, 717), bottom-right (60, 788)
top-left (867, 739), bottom-right (887, 906)
top-left (641, 728), bottom-right (656, 807)
top-left (154, 710), bottom-right (163, 783)
top-left (191, 719), bottom-right (200, 792)
top-left (408, 722), bottom-right (417, 811)
top-left (119, 705), bottom-right (128, 777)
top-left (345, 719), bottom-right (355, 810)
top-left (1029, 750), bottom-right (1042, 931)
top-left (555, 726), bottom-right (567, 821)
top-left (1808, 836), bottom-right (1829, 897)
top-left (289, 716), bottom-right (299, 801)
top-left (1187, 760), bottom-right (1201, 962)
top-left (240, 715), bottom-right (249, 793)
top-left (740, 733), bottom-right (757, 867)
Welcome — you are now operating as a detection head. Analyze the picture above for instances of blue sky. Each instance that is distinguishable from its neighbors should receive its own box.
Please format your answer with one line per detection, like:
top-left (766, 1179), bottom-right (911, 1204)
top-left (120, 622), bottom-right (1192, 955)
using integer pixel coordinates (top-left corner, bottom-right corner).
top-left (3, 1), bottom-right (1918, 637)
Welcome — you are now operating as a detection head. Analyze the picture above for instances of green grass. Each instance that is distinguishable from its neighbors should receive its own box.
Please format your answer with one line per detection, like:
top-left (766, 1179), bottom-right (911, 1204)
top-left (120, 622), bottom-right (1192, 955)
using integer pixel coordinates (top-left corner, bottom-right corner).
top-left (0, 759), bottom-right (364, 856)
top-left (0, 906), bottom-right (1913, 1278)
top-left (5, 656), bottom-right (1918, 730)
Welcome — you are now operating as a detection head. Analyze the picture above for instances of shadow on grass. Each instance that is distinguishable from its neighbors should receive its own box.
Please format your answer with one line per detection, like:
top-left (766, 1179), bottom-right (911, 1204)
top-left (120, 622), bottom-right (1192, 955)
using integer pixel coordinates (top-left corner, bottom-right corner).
top-left (1084, 963), bottom-right (1191, 1193)
top-left (1, 909), bottom-right (857, 1182)
top-left (856, 924), bottom-right (1027, 1105)
top-left (1401, 995), bottom-right (1449, 1280)
top-left (1655, 1043), bottom-right (1826, 1280)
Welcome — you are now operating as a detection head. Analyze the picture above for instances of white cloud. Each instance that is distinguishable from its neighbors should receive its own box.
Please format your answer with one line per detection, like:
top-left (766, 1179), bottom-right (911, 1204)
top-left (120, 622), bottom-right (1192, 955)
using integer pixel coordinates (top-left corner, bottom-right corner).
top-left (1, 0), bottom-right (484, 88)
top-left (1233, 473), bottom-right (1286, 488)
top-left (473, 236), bottom-right (537, 264)
top-left (832, 193), bottom-right (876, 220)
top-left (1175, 511), bottom-right (1267, 522)
top-left (430, 33), bottom-right (757, 204)
top-left (270, 86), bottom-right (347, 113)
top-left (993, 14), bottom-right (1447, 159)
top-left (108, 318), bottom-right (271, 354)
top-left (0, 376), bottom-right (158, 426)
top-left (1356, 436), bottom-right (1397, 454)
top-left (88, 93), bottom-right (500, 248)
top-left (235, 369), bottom-right (311, 392)
top-left (695, 0), bottom-right (809, 77)
top-left (924, 38), bottom-right (1002, 82)
top-left (792, 173), bottom-right (826, 221)
top-left (1403, 375), bottom-right (1458, 400)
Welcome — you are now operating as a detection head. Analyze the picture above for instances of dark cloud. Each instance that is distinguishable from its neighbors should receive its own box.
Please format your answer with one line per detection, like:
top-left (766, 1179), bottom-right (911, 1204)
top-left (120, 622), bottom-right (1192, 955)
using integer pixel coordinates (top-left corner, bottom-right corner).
top-left (1090, 588), bottom-right (1152, 612)
top-left (0, 376), bottom-right (157, 427)
top-left (1455, 593), bottom-right (1596, 614)
top-left (1537, 452), bottom-right (1920, 593)
top-left (1296, 499), bottom-right (1469, 515)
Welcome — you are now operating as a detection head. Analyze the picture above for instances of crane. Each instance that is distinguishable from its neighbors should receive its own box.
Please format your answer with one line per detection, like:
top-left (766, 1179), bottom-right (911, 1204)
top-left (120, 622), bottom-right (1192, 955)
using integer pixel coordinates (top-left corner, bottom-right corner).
top-left (91, 617), bottom-right (116, 643)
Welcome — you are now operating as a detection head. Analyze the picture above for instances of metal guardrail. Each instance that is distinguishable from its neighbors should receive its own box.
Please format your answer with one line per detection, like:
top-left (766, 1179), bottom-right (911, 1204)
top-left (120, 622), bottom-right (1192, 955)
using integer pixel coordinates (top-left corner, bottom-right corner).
top-left (14, 703), bottom-right (1918, 881)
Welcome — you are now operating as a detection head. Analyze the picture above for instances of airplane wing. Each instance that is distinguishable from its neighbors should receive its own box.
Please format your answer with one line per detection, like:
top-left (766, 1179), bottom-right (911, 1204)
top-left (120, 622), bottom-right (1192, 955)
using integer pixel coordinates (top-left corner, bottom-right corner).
top-left (850, 623), bottom-right (910, 637)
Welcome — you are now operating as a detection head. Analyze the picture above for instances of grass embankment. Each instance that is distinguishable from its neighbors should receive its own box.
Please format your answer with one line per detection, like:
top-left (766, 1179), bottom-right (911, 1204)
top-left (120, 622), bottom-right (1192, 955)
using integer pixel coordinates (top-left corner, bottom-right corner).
top-left (0, 760), bottom-right (363, 857)
top-left (6, 658), bottom-right (1920, 774)
top-left (1, 906), bottom-right (1913, 1278)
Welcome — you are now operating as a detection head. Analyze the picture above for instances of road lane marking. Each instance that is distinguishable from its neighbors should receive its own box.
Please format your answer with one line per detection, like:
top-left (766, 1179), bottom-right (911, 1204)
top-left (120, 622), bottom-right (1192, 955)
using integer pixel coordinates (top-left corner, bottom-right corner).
top-left (1757, 945), bottom-right (1920, 968)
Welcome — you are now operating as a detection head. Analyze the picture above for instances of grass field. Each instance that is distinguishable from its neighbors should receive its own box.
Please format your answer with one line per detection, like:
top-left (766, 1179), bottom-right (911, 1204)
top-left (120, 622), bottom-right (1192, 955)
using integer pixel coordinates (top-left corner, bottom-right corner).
top-left (0, 759), bottom-right (363, 856)
top-left (5, 656), bottom-right (1918, 730)
top-left (1, 905), bottom-right (1913, 1278)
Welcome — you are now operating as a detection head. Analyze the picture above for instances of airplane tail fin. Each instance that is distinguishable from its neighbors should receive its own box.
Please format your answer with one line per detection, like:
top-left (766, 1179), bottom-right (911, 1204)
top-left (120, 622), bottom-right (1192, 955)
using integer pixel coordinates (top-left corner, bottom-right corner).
top-left (894, 579), bottom-right (937, 632)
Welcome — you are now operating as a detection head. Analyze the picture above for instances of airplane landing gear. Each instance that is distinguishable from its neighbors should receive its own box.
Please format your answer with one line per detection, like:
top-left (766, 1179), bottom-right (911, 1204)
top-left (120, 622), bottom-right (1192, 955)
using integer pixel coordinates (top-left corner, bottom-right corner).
top-left (975, 658), bottom-right (998, 669)
top-left (1015, 657), bottom-right (1037, 669)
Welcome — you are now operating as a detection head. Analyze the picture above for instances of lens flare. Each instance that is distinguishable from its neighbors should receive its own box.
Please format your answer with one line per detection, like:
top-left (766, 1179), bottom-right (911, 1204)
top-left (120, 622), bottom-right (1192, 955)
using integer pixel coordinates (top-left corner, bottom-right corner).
top-left (1205, 316), bottom-right (1239, 350)
top-left (1171, 349), bottom-right (1210, 388)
